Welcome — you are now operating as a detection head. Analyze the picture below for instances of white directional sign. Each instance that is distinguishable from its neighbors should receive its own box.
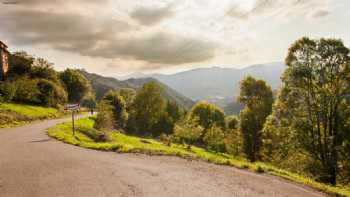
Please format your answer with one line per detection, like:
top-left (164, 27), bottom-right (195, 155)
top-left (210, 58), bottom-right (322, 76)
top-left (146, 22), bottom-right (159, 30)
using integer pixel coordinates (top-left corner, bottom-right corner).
top-left (64, 104), bottom-right (80, 111)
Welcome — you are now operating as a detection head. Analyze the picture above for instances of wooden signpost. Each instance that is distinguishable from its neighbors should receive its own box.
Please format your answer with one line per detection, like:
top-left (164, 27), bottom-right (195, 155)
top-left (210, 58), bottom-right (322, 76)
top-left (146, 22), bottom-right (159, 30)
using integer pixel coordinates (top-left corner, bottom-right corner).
top-left (64, 104), bottom-right (80, 136)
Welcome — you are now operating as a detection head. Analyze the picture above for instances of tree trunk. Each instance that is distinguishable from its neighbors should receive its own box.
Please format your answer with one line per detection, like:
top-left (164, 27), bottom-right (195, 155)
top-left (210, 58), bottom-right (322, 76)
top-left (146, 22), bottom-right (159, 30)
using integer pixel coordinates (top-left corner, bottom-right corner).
top-left (329, 165), bottom-right (337, 185)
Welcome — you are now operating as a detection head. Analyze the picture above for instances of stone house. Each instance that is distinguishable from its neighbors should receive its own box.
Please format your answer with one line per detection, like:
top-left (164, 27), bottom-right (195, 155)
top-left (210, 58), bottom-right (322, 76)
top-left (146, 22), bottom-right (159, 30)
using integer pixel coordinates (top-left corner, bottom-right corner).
top-left (0, 41), bottom-right (9, 81)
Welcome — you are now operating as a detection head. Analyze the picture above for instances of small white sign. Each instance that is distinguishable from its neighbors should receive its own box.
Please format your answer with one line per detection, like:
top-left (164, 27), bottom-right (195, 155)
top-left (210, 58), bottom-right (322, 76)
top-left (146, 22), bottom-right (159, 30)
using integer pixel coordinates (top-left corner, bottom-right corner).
top-left (64, 104), bottom-right (80, 111)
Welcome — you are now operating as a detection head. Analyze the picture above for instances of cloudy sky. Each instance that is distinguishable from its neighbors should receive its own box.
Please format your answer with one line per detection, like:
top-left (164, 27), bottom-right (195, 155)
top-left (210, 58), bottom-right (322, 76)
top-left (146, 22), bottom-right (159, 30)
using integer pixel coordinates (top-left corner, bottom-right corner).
top-left (0, 0), bottom-right (349, 76)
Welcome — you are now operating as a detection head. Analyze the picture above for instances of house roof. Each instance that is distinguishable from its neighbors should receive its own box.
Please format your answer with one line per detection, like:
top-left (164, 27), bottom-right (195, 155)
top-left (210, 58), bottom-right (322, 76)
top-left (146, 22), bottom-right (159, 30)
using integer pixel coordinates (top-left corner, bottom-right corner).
top-left (0, 41), bottom-right (9, 53)
top-left (0, 40), bottom-right (8, 49)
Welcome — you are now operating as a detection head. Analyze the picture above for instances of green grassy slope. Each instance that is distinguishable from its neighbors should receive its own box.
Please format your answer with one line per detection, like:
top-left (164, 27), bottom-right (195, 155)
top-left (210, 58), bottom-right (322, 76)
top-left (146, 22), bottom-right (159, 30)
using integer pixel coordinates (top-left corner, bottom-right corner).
top-left (0, 103), bottom-right (62, 128)
top-left (48, 117), bottom-right (350, 197)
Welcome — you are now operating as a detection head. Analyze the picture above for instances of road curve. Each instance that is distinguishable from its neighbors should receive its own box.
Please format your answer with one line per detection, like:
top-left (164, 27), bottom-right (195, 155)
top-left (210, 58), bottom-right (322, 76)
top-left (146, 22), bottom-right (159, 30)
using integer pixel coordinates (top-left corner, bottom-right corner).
top-left (0, 116), bottom-right (327, 197)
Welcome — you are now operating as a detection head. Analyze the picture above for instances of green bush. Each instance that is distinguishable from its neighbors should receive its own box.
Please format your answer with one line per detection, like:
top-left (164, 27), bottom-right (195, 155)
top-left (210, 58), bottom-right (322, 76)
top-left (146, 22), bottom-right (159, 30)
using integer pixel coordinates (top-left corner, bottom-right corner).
top-left (12, 78), bottom-right (41, 104)
top-left (8, 51), bottom-right (34, 78)
top-left (203, 125), bottom-right (225, 152)
top-left (0, 82), bottom-right (17, 102)
top-left (0, 78), bottom-right (67, 107)
top-left (174, 118), bottom-right (203, 149)
top-left (37, 79), bottom-right (67, 107)
top-left (94, 101), bottom-right (114, 130)
top-left (102, 90), bottom-right (128, 129)
top-left (77, 126), bottom-right (108, 142)
top-left (189, 101), bottom-right (226, 130)
top-left (60, 69), bottom-right (92, 103)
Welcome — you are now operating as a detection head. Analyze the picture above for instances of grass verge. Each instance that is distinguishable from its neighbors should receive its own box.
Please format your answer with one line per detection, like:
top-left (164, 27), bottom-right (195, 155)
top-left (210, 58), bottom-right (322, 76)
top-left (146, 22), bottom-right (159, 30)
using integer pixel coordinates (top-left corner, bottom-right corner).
top-left (47, 117), bottom-right (350, 197)
top-left (0, 103), bottom-right (62, 128)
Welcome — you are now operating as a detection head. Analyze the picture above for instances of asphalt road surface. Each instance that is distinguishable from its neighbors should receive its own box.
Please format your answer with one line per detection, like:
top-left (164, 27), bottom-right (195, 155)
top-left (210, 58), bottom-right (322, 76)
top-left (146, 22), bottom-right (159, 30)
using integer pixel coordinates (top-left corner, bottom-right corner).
top-left (0, 116), bottom-right (328, 197)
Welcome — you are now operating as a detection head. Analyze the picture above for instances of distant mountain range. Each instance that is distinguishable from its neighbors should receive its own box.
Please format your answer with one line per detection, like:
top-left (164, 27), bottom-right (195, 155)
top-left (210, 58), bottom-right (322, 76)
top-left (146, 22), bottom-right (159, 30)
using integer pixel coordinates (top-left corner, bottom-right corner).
top-left (79, 70), bottom-right (195, 109)
top-left (118, 62), bottom-right (285, 111)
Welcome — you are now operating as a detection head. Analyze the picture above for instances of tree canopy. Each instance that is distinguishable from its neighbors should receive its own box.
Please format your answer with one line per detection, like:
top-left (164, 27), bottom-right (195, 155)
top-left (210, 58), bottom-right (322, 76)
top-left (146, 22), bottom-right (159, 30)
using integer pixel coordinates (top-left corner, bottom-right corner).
top-left (238, 76), bottom-right (273, 162)
top-left (265, 37), bottom-right (350, 185)
top-left (59, 69), bottom-right (92, 103)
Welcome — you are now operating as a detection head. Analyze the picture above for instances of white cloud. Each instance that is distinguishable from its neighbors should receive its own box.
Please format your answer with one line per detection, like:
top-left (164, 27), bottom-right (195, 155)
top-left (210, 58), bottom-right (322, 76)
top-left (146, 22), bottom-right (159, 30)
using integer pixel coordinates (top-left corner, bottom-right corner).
top-left (0, 0), bottom-right (347, 75)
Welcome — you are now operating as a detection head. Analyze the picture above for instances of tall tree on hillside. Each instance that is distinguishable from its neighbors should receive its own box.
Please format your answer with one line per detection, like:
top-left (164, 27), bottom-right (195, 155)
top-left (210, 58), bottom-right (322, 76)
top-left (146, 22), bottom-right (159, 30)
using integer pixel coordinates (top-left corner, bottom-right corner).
top-left (118, 88), bottom-right (136, 111)
top-left (103, 90), bottom-right (128, 129)
top-left (59, 69), bottom-right (92, 103)
top-left (8, 51), bottom-right (34, 78)
top-left (30, 58), bottom-right (59, 82)
top-left (267, 37), bottom-right (350, 185)
top-left (157, 101), bottom-right (184, 134)
top-left (238, 76), bottom-right (273, 162)
top-left (132, 81), bottom-right (166, 136)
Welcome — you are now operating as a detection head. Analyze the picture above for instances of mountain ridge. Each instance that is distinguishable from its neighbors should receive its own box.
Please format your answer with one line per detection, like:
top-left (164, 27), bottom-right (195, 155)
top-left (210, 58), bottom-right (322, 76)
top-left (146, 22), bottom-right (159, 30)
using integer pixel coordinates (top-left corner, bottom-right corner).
top-left (118, 62), bottom-right (285, 105)
top-left (78, 70), bottom-right (195, 109)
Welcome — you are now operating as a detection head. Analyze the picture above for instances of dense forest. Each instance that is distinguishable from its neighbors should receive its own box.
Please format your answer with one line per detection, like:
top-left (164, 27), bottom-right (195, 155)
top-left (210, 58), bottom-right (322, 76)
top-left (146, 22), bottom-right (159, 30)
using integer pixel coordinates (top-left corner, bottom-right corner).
top-left (0, 51), bottom-right (94, 108)
top-left (1, 37), bottom-right (350, 187)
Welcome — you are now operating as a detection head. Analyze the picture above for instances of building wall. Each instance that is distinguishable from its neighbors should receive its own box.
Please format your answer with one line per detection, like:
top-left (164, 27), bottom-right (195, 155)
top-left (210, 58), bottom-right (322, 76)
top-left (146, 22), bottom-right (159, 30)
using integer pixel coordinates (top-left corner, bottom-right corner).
top-left (0, 47), bottom-right (9, 80)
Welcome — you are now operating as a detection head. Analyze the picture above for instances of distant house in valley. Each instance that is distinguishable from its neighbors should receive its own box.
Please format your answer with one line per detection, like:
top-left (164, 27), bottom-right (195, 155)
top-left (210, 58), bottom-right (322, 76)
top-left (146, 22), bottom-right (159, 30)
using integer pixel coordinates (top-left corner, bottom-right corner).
top-left (0, 41), bottom-right (9, 81)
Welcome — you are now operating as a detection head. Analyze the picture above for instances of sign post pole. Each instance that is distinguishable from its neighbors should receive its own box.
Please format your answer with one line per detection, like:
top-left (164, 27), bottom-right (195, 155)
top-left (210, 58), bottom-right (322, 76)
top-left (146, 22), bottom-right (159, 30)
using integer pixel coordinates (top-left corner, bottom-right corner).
top-left (72, 110), bottom-right (75, 136)
top-left (65, 104), bottom-right (80, 137)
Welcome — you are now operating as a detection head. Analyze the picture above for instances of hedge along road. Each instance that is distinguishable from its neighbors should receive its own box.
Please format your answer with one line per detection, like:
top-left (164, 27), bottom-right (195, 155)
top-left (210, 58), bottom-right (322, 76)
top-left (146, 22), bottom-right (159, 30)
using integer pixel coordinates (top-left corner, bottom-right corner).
top-left (0, 115), bottom-right (327, 197)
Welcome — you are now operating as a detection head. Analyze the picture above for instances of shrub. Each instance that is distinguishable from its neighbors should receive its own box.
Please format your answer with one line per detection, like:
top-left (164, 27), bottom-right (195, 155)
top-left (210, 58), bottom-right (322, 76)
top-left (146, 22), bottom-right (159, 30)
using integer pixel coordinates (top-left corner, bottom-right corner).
top-left (189, 101), bottom-right (226, 134)
top-left (224, 131), bottom-right (243, 156)
top-left (81, 95), bottom-right (96, 110)
top-left (174, 118), bottom-right (203, 149)
top-left (203, 125), bottom-right (225, 152)
top-left (12, 78), bottom-right (41, 104)
top-left (37, 79), bottom-right (67, 107)
top-left (102, 91), bottom-right (128, 129)
top-left (8, 51), bottom-right (34, 78)
top-left (159, 134), bottom-right (172, 146)
top-left (78, 127), bottom-right (108, 142)
top-left (94, 101), bottom-right (114, 130)
top-left (0, 82), bottom-right (17, 102)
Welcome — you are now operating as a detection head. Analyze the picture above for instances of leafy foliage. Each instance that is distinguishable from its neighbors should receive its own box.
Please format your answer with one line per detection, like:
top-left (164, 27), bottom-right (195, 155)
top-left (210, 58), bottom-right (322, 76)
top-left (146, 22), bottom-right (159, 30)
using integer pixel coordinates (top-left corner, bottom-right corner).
top-left (131, 82), bottom-right (166, 136)
top-left (224, 116), bottom-right (242, 156)
top-left (94, 101), bottom-right (114, 130)
top-left (238, 76), bottom-right (273, 162)
top-left (36, 79), bottom-right (68, 107)
top-left (7, 51), bottom-right (34, 78)
top-left (264, 37), bottom-right (350, 185)
top-left (102, 90), bottom-right (128, 129)
top-left (60, 69), bottom-right (92, 103)
top-left (203, 125), bottom-right (225, 152)
top-left (174, 118), bottom-right (204, 149)
top-left (189, 101), bottom-right (226, 131)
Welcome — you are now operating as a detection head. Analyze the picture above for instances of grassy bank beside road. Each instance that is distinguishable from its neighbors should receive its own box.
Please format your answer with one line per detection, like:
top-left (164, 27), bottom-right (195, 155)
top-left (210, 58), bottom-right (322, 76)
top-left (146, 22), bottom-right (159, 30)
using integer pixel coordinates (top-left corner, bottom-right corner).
top-left (0, 103), bottom-right (62, 128)
top-left (47, 117), bottom-right (350, 197)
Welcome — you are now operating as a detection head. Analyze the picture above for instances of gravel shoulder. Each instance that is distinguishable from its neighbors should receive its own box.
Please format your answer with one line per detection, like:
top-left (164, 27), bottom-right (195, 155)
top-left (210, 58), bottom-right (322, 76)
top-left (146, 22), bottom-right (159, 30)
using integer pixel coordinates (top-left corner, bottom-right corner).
top-left (0, 116), bottom-right (327, 197)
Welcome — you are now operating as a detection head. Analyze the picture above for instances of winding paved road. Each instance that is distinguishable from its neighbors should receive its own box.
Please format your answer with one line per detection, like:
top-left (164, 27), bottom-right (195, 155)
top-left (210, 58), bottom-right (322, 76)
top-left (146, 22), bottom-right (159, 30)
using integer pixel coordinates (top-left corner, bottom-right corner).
top-left (0, 116), bottom-right (328, 197)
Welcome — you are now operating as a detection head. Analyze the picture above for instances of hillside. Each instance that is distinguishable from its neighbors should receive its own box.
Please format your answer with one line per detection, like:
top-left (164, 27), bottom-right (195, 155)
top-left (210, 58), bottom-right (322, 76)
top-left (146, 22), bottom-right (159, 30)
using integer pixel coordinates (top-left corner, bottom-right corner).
top-left (79, 70), bottom-right (194, 109)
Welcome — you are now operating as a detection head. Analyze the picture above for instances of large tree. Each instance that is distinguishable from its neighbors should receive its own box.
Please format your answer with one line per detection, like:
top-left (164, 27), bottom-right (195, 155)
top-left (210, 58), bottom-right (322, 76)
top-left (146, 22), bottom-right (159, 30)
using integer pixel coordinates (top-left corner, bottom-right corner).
top-left (238, 76), bottom-right (273, 162)
top-left (118, 88), bottom-right (136, 111)
top-left (189, 101), bottom-right (226, 131)
top-left (132, 81), bottom-right (166, 136)
top-left (8, 51), bottom-right (34, 78)
top-left (59, 69), bottom-right (91, 103)
top-left (270, 37), bottom-right (350, 185)
top-left (30, 58), bottom-right (59, 82)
